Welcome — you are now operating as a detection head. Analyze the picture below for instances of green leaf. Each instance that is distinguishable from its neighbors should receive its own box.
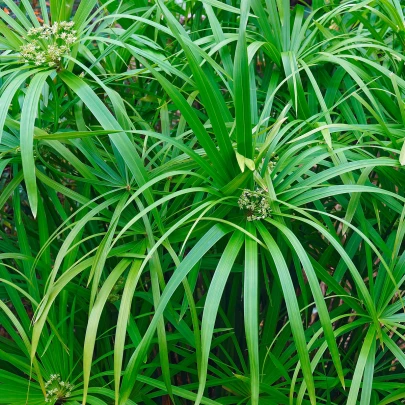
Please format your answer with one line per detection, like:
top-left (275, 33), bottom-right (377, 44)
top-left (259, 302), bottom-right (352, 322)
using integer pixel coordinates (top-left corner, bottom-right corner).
top-left (234, 5), bottom-right (253, 159)
top-left (346, 327), bottom-right (376, 405)
top-left (21, 70), bottom-right (53, 217)
top-left (196, 231), bottom-right (244, 405)
top-left (244, 223), bottom-right (260, 405)
top-left (256, 222), bottom-right (316, 405)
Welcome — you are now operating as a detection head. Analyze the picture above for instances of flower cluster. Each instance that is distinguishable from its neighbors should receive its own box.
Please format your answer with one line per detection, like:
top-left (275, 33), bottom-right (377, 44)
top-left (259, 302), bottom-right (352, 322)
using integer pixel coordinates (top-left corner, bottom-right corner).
top-left (268, 155), bottom-right (279, 171)
top-left (20, 21), bottom-right (77, 67)
top-left (44, 374), bottom-right (74, 403)
top-left (108, 277), bottom-right (125, 303)
top-left (238, 189), bottom-right (271, 221)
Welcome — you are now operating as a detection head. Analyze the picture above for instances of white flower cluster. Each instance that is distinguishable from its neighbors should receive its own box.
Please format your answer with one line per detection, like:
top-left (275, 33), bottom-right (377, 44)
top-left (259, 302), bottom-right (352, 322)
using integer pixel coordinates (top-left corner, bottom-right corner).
top-left (44, 374), bottom-right (74, 403)
top-left (238, 189), bottom-right (271, 221)
top-left (268, 155), bottom-right (279, 171)
top-left (20, 21), bottom-right (77, 67)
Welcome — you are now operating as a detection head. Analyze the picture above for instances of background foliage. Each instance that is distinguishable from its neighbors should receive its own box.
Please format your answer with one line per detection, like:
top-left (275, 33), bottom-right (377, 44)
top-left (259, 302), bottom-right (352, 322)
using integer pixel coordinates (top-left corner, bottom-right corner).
top-left (1, 0), bottom-right (405, 404)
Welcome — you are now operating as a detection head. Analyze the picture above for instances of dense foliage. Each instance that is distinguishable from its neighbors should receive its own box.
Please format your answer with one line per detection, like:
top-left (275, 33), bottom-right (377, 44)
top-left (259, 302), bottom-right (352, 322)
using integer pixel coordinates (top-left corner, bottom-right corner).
top-left (1, 0), bottom-right (405, 404)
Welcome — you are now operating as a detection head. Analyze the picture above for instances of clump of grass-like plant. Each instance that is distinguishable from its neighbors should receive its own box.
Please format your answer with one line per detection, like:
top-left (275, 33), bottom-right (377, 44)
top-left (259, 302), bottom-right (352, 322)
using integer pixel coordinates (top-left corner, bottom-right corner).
top-left (0, 1), bottom-right (405, 405)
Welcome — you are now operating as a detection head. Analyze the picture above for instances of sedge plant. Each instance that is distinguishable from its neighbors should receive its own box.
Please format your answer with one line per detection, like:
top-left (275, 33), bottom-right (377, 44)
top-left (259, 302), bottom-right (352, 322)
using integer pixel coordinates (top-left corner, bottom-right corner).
top-left (1, 0), bottom-right (405, 404)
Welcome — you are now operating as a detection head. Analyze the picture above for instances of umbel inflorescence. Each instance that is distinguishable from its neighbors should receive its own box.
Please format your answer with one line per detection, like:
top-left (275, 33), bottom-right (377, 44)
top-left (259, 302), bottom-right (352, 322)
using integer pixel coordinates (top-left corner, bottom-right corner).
top-left (20, 21), bottom-right (77, 67)
top-left (44, 374), bottom-right (74, 403)
top-left (238, 189), bottom-right (272, 221)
